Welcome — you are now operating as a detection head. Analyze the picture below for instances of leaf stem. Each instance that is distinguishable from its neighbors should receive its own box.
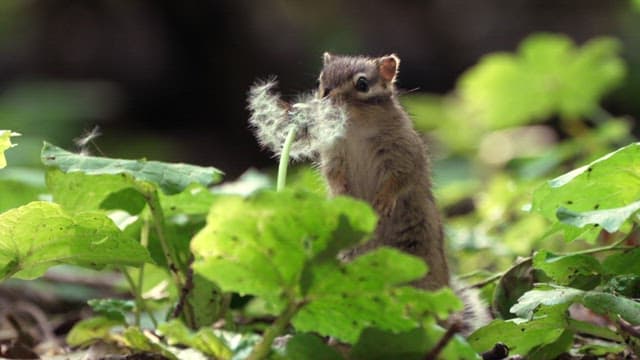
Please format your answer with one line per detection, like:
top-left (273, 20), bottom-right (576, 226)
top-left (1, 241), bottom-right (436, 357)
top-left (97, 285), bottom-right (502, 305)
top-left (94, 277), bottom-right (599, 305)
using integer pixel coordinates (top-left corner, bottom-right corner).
top-left (277, 126), bottom-right (297, 192)
top-left (137, 183), bottom-right (195, 327)
top-left (246, 298), bottom-right (302, 360)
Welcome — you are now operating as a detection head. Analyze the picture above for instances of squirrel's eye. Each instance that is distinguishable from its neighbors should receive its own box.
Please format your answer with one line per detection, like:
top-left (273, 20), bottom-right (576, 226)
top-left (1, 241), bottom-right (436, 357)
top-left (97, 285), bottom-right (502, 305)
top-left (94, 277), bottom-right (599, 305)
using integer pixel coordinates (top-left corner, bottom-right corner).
top-left (355, 76), bottom-right (369, 92)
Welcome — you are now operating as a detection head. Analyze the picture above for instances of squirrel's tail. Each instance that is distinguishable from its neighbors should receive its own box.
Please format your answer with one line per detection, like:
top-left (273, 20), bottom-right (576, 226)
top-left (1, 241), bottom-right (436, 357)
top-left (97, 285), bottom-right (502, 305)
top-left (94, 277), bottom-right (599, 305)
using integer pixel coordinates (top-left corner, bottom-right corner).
top-left (451, 279), bottom-right (493, 335)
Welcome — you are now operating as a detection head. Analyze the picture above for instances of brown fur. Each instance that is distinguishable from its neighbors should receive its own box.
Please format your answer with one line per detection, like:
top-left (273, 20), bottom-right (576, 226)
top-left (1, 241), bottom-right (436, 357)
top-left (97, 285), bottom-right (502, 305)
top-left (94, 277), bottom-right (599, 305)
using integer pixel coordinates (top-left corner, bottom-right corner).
top-left (318, 53), bottom-right (450, 290)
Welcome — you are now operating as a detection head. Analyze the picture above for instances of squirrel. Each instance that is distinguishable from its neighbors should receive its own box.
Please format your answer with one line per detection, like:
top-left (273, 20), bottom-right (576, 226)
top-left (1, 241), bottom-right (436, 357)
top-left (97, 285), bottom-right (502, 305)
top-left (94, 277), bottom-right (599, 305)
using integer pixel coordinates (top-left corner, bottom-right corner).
top-left (317, 53), bottom-right (449, 290)
top-left (316, 53), bottom-right (490, 332)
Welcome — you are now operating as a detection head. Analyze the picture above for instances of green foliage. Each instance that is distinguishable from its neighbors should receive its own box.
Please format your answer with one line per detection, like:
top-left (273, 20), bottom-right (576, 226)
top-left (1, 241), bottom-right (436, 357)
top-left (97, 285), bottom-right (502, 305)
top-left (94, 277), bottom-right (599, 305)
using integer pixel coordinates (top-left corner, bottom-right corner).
top-left (191, 190), bottom-right (461, 344)
top-left (532, 143), bottom-right (640, 242)
top-left (42, 142), bottom-right (223, 195)
top-left (0, 201), bottom-right (152, 280)
top-left (460, 33), bottom-right (625, 127)
top-left (1, 31), bottom-right (639, 359)
top-left (157, 319), bottom-right (232, 360)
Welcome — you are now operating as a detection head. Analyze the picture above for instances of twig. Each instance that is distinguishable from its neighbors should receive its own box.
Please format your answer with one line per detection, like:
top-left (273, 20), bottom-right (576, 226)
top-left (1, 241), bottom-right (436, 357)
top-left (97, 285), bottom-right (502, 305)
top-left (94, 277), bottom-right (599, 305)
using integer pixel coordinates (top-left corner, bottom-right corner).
top-left (424, 321), bottom-right (462, 360)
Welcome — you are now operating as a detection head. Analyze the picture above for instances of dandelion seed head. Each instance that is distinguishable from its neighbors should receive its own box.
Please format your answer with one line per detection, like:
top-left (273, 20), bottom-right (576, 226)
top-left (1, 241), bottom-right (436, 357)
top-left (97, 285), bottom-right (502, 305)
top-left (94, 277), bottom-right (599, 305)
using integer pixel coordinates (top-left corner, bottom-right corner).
top-left (247, 79), bottom-right (348, 161)
top-left (247, 79), bottom-right (290, 155)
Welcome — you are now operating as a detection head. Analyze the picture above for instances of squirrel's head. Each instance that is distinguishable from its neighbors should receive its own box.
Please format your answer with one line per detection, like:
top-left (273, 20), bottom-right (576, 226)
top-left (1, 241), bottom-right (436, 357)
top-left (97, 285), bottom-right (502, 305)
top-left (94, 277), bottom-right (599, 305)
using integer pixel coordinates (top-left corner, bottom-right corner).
top-left (317, 53), bottom-right (399, 105)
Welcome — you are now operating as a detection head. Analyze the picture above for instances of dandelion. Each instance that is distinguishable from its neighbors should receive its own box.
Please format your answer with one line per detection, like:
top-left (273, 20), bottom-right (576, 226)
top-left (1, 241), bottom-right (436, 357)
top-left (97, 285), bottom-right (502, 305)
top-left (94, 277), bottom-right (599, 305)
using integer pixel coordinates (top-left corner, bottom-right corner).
top-left (74, 125), bottom-right (103, 156)
top-left (247, 79), bottom-right (347, 190)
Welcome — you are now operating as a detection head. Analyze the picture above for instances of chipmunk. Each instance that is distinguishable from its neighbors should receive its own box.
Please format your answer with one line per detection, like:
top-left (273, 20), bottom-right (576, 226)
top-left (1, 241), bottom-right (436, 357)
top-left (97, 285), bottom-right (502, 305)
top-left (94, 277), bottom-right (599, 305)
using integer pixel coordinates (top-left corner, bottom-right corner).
top-left (317, 53), bottom-right (449, 290)
top-left (317, 53), bottom-right (491, 332)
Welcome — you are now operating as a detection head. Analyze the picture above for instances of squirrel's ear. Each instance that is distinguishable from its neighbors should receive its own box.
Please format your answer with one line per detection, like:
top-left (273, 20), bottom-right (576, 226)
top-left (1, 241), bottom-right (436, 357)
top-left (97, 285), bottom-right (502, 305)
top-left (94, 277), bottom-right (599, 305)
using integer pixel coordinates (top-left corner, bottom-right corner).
top-left (323, 52), bottom-right (333, 65)
top-left (379, 54), bottom-right (400, 82)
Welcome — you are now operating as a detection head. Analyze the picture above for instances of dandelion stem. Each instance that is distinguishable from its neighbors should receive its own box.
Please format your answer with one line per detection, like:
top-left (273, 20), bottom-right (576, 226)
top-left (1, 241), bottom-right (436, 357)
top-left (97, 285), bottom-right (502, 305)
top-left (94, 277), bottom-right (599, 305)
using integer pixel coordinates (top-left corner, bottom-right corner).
top-left (277, 126), bottom-right (297, 192)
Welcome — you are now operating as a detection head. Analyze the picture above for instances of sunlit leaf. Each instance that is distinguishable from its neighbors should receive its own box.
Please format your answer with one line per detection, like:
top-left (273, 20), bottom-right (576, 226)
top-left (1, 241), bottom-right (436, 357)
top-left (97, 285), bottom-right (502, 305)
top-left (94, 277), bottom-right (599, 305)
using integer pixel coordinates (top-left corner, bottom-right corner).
top-left (0, 201), bottom-right (152, 281)
top-left (459, 33), bottom-right (625, 128)
top-left (532, 143), bottom-right (640, 242)
top-left (158, 320), bottom-right (232, 360)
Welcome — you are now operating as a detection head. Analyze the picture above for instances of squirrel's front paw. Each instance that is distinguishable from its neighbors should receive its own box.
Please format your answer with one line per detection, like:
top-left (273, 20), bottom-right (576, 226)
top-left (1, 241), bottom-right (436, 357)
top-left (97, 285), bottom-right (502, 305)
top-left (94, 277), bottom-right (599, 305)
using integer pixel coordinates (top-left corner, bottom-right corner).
top-left (373, 191), bottom-right (397, 217)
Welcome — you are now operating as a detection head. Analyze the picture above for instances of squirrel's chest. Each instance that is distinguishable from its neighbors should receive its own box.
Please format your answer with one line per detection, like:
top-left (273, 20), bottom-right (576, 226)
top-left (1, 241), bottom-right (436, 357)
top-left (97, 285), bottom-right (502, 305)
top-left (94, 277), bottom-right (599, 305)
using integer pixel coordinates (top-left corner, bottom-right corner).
top-left (343, 126), bottom-right (382, 198)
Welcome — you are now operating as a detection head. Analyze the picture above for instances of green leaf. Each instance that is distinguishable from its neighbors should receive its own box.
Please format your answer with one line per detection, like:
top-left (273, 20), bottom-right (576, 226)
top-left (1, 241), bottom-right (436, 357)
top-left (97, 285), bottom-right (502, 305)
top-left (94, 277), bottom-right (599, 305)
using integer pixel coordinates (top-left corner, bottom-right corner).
top-left (510, 287), bottom-right (583, 318)
top-left (66, 316), bottom-right (123, 346)
top-left (459, 33), bottom-right (625, 128)
top-left (123, 326), bottom-right (179, 360)
top-left (194, 189), bottom-right (448, 343)
top-left (532, 250), bottom-right (602, 289)
top-left (0, 130), bottom-right (19, 169)
top-left (527, 330), bottom-right (573, 360)
top-left (192, 190), bottom-right (377, 303)
top-left (532, 143), bottom-right (640, 242)
top-left (602, 248), bottom-right (640, 276)
top-left (283, 333), bottom-right (344, 360)
top-left (157, 319), bottom-right (232, 360)
top-left (492, 258), bottom-right (539, 319)
top-left (556, 200), bottom-right (640, 233)
top-left (468, 306), bottom-right (568, 357)
top-left (87, 298), bottom-right (135, 323)
top-left (0, 201), bottom-right (152, 280)
top-left (41, 142), bottom-right (223, 195)
top-left (185, 274), bottom-right (224, 328)
top-left (292, 249), bottom-right (430, 342)
top-left (581, 291), bottom-right (640, 325)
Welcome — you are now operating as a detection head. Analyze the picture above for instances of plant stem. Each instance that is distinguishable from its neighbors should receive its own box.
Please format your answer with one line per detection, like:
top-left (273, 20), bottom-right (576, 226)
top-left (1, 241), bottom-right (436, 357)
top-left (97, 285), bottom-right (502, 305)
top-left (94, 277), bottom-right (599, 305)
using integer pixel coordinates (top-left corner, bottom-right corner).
top-left (277, 126), bottom-right (297, 192)
top-left (137, 183), bottom-right (195, 327)
top-left (121, 267), bottom-right (142, 326)
top-left (246, 298), bottom-right (301, 360)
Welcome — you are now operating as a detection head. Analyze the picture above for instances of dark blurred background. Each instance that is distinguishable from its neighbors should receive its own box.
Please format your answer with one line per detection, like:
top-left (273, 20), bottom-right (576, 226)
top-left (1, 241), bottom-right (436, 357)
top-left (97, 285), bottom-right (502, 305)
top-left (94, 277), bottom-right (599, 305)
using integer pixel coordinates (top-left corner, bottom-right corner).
top-left (1, 0), bottom-right (639, 178)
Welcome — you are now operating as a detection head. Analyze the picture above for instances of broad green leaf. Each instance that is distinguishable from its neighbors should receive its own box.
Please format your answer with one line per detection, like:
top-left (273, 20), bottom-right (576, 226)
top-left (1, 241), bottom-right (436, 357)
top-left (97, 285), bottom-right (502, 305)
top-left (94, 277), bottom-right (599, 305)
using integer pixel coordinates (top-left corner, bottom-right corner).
top-left (581, 291), bottom-right (640, 325)
top-left (532, 143), bottom-right (640, 242)
top-left (45, 169), bottom-right (143, 213)
top-left (292, 249), bottom-right (430, 342)
top-left (87, 298), bottom-right (135, 323)
top-left (41, 142), bottom-right (223, 195)
top-left (510, 287), bottom-right (583, 318)
top-left (283, 333), bottom-right (344, 360)
top-left (0, 201), bottom-right (152, 280)
top-left (459, 33), bottom-right (625, 128)
top-left (192, 190), bottom-right (377, 303)
top-left (532, 250), bottom-right (602, 289)
top-left (602, 248), bottom-right (640, 276)
top-left (468, 305), bottom-right (567, 356)
top-left (66, 316), bottom-right (123, 346)
top-left (157, 319), bottom-right (232, 360)
top-left (0, 130), bottom-right (19, 169)
top-left (194, 190), bottom-right (447, 343)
